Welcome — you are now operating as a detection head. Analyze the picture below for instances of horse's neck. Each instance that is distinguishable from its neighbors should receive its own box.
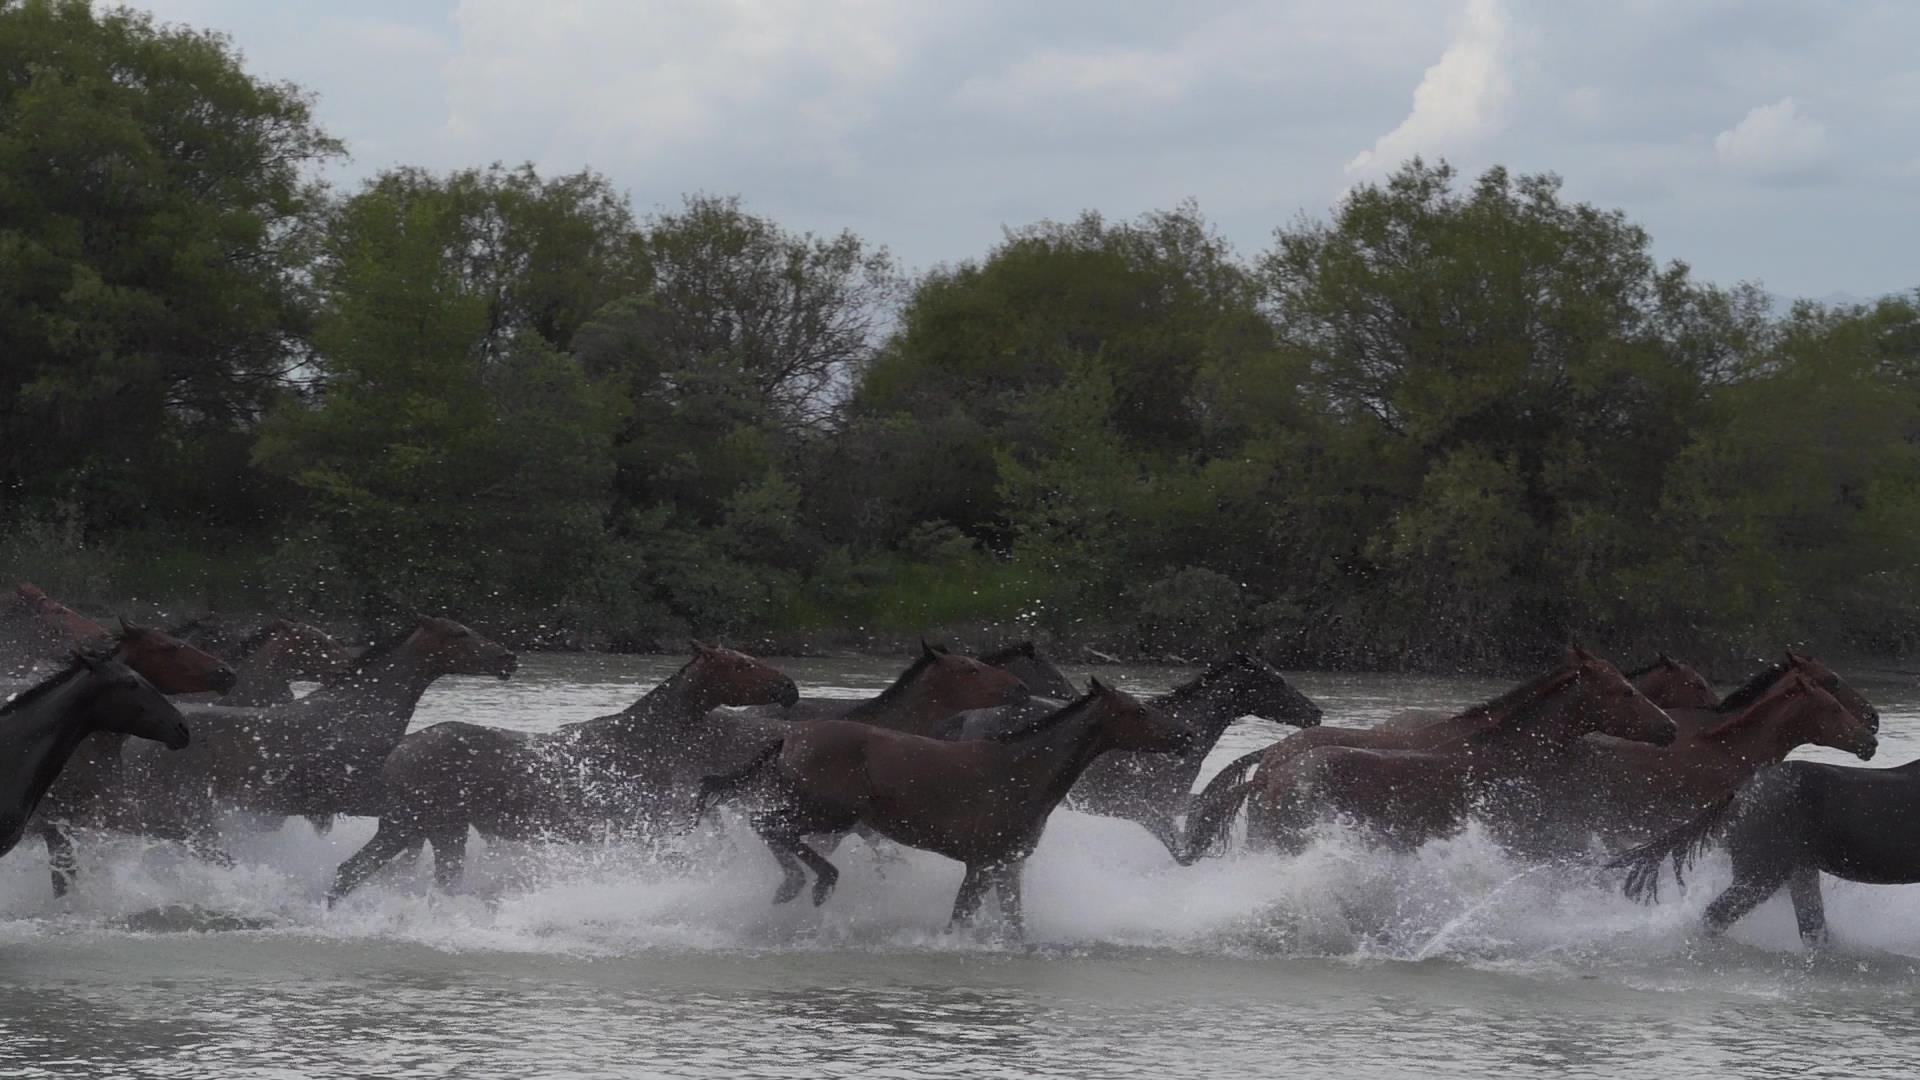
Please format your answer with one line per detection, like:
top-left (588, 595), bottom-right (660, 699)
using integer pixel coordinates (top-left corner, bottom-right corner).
top-left (0, 680), bottom-right (96, 826)
top-left (1153, 683), bottom-right (1240, 751)
top-left (1003, 710), bottom-right (1112, 808)
top-left (1699, 697), bottom-right (1812, 766)
top-left (225, 648), bottom-right (295, 707)
top-left (1464, 697), bottom-right (1586, 765)
top-left (303, 655), bottom-right (440, 728)
top-left (844, 681), bottom-right (942, 733)
top-left (602, 667), bottom-right (705, 738)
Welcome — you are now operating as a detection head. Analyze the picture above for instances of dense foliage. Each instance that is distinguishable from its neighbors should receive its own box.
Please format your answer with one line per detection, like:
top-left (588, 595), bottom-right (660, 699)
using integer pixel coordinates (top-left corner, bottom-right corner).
top-left (4, 1), bottom-right (1917, 667)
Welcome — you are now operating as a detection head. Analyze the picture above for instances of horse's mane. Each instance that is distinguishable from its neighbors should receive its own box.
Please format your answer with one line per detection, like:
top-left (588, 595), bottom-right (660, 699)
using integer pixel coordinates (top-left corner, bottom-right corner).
top-left (1700, 673), bottom-right (1807, 738)
top-left (0, 648), bottom-right (112, 716)
top-left (986, 688), bottom-right (1100, 743)
top-left (863, 648), bottom-right (944, 709)
top-left (1714, 659), bottom-right (1790, 714)
top-left (1161, 654), bottom-right (1256, 704)
top-left (1458, 663), bottom-right (1575, 725)
top-left (231, 622), bottom-right (283, 662)
top-left (1621, 657), bottom-right (1665, 679)
top-left (979, 641), bottom-right (1038, 666)
top-left (341, 622), bottom-right (420, 674)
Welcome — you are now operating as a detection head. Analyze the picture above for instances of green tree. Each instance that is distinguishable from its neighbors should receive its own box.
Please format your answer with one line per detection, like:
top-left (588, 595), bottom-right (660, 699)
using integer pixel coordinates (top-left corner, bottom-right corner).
top-left (0, 0), bottom-right (340, 530)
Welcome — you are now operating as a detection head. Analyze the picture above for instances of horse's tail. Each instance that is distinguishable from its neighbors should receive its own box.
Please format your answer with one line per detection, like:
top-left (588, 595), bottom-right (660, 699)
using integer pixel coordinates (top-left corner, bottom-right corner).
top-left (1606, 790), bottom-right (1742, 904)
top-left (694, 739), bottom-right (784, 822)
top-left (1181, 746), bottom-right (1269, 861)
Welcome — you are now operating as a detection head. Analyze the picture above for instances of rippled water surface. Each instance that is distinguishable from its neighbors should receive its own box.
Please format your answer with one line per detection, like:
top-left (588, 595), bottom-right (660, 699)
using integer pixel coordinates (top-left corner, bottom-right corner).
top-left (5, 655), bottom-right (1920, 1078)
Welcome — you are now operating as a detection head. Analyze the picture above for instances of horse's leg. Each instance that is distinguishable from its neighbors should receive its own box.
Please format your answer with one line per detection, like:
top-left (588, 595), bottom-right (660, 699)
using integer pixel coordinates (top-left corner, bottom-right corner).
top-left (1788, 866), bottom-right (1828, 948)
top-left (789, 840), bottom-right (841, 907)
top-left (991, 862), bottom-right (1026, 940)
top-left (1702, 857), bottom-right (1791, 937)
top-left (1141, 813), bottom-right (1191, 866)
top-left (750, 815), bottom-right (811, 905)
top-left (428, 826), bottom-right (469, 892)
top-left (307, 813), bottom-right (335, 836)
top-left (327, 819), bottom-right (418, 906)
top-left (949, 863), bottom-right (993, 927)
top-left (43, 821), bottom-right (77, 899)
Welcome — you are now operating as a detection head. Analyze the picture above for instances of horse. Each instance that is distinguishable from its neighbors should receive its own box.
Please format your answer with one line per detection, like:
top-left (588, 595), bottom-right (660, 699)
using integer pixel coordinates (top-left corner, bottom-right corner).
top-left (1184, 647), bottom-right (1676, 857)
top-left (941, 653), bottom-right (1323, 860)
top-left (326, 644), bottom-right (798, 902)
top-left (1613, 751), bottom-right (1920, 948)
top-left (1373, 653), bottom-right (1719, 732)
top-left (1493, 671), bottom-right (1877, 859)
top-left (206, 619), bottom-right (354, 707)
top-left (1660, 650), bottom-right (1879, 738)
top-left (3, 583), bottom-right (112, 673)
top-left (718, 642), bottom-right (1029, 735)
top-left (2, 653), bottom-right (190, 858)
top-left (696, 679), bottom-right (1194, 937)
top-left (74, 616), bottom-right (516, 863)
top-left (977, 640), bottom-right (1080, 701)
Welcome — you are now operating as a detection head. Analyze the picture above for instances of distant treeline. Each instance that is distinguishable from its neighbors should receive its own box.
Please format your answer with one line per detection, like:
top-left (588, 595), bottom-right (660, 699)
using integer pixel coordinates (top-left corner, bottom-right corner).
top-left (3, 1), bottom-right (1918, 669)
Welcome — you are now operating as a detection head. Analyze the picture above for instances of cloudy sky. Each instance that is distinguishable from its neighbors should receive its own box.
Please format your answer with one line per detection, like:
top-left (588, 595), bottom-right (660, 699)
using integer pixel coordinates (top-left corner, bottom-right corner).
top-left (126, 0), bottom-right (1918, 300)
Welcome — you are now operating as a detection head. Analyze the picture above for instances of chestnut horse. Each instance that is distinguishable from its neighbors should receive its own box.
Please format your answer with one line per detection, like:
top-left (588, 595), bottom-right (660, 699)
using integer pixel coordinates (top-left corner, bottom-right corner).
top-left (3, 583), bottom-right (112, 672)
top-left (719, 642), bottom-right (1029, 735)
top-left (2, 653), bottom-right (190, 857)
top-left (1375, 653), bottom-right (1719, 732)
top-left (1185, 648), bottom-right (1676, 857)
top-left (696, 679), bottom-right (1194, 937)
top-left (1661, 650), bottom-right (1879, 738)
top-left (1497, 671), bottom-right (1876, 858)
top-left (942, 653), bottom-right (1323, 860)
top-left (327, 644), bottom-right (798, 902)
top-left (1614, 749), bottom-right (1920, 948)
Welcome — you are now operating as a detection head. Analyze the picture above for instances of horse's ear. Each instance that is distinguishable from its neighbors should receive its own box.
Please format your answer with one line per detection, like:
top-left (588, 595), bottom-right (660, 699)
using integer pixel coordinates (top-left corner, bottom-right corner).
top-left (691, 639), bottom-right (714, 656)
top-left (1562, 644), bottom-right (1584, 664)
top-left (1657, 652), bottom-right (1674, 667)
top-left (118, 615), bottom-right (139, 635)
top-left (1087, 676), bottom-right (1109, 696)
top-left (1786, 648), bottom-right (1808, 665)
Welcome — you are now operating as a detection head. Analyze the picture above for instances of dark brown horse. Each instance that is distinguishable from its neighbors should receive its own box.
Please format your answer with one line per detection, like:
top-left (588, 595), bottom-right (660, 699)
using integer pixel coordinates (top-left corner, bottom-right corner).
top-left (2, 653), bottom-right (190, 857)
top-left (1185, 648), bottom-right (1676, 857)
top-left (942, 653), bottom-right (1323, 860)
top-left (721, 642), bottom-right (1030, 735)
top-left (210, 619), bottom-right (355, 707)
top-left (1664, 650), bottom-right (1879, 737)
top-left (97, 616), bottom-right (516, 852)
top-left (696, 679), bottom-right (1194, 937)
top-left (1496, 671), bottom-right (1876, 858)
top-left (1614, 750), bottom-right (1920, 948)
top-left (327, 644), bottom-right (798, 902)
top-left (30, 621), bottom-right (236, 894)
top-left (977, 640), bottom-right (1080, 701)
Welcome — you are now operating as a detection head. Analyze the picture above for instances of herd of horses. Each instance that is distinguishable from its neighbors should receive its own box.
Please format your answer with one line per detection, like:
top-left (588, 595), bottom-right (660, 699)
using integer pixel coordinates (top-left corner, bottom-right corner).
top-left (3, 580), bottom-right (1917, 947)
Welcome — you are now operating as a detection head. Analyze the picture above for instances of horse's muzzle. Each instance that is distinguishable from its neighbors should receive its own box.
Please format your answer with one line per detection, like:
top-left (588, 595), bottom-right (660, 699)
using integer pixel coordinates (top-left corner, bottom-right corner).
top-left (164, 722), bottom-right (191, 750)
top-left (775, 682), bottom-right (800, 708)
top-left (493, 653), bottom-right (519, 680)
top-left (212, 665), bottom-right (238, 694)
top-left (1855, 734), bottom-right (1879, 761)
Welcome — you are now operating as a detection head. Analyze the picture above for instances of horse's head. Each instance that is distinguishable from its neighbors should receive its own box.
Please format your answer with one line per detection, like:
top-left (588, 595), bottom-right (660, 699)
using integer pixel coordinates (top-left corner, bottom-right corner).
top-left (1200, 652), bottom-right (1322, 727)
top-left (407, 616), bottom-right (518, 680)
top-left (253, 619), bottom-right (355, 681)
top-left (1566, 646), bottom-right (1676, 746)
top-left (1085, 677), bottom-right (1194, 756)
top-left (1761, 671), bottom-right (1878, 760)
top-left (979, 640), bottom-right (1079, 701)
top-left (113, 620), bottom-right (237, 695)
top-left (918, 642), bottom-right (1030, 711)
top-left (1782, 649), bottom-right (1880, 733)
top-left (1630, 653), bottom-right (1719, 711)
top-left (686, 641), bottom-right (799, 710)
top-left (75, 653), bottom-right (190, 749)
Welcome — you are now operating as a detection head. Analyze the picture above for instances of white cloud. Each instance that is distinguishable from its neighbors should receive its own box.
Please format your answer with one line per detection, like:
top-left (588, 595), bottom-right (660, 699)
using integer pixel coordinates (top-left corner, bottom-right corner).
top-left (1346, 0), bottom-right (1513, 178)
top-left (439, 0), bottom-right (934, 169)
top-left (956, 47), bottom-right (1189, 111)
top-left (1713, 97), bottom-right (1826, 174)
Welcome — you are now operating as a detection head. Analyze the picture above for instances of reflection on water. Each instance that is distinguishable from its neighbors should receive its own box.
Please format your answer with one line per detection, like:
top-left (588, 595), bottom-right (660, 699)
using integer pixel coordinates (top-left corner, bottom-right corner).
top-left (3, 654), bottom-right (1919, 1078)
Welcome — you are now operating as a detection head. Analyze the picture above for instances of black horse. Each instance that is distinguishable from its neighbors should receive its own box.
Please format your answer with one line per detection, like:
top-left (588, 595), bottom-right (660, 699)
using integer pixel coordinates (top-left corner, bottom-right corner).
top-left (2, 653), bottom-right (190, 858)
top-left (1613, 756), bottom-right (1920, 947)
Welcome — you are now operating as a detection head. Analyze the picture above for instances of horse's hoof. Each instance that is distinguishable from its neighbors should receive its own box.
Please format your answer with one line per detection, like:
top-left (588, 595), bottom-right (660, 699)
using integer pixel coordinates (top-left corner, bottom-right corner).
top-left (772, 877), bottom-right (805, 905)
top-left (811, 878), bottom-right (836, 907)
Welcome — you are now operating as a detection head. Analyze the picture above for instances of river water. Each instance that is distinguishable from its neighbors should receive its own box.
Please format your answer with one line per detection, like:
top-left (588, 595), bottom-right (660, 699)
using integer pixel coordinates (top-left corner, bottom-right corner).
top-left (4, 655), bottom-right (1919, 1078)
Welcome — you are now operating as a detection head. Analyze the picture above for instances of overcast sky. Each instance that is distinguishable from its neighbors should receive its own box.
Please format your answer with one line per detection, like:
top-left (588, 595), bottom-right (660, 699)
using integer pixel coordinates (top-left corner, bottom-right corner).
top-left (125, 0), bottom-right (1919, 301)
